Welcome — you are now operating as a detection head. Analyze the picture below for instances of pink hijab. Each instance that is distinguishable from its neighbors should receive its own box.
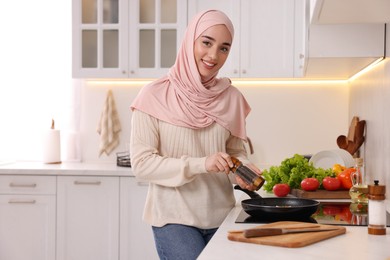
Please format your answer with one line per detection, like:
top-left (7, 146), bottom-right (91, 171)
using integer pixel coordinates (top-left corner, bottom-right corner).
top-left (131, 10), bottom-right (251, 140)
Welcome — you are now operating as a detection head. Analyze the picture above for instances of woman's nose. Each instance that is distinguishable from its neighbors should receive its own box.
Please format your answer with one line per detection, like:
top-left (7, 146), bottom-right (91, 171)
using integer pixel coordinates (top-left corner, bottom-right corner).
top-left (207, 47), bottom-right (218, 60)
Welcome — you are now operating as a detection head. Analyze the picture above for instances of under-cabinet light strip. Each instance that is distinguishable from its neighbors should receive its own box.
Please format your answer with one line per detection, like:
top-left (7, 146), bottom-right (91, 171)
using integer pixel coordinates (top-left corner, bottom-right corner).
top-left (348, 57), bottom-right (384, 82)
top-left (86, 57), bottom-right (385, 86)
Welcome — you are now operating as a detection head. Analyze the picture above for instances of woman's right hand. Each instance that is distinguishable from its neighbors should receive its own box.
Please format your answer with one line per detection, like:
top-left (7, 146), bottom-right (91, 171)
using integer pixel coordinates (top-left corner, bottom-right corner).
top-left (205, 152), bottom-right (233, 174)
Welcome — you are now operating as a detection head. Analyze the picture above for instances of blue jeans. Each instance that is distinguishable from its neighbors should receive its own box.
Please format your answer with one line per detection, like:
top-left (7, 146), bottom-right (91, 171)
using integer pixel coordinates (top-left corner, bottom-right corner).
top-left (152, 224), bottom-right (218, 260)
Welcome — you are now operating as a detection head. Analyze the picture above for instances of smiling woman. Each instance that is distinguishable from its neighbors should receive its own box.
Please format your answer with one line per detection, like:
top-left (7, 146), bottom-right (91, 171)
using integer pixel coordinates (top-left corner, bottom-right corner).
top-left (0, 0), bottom-right (72, 161)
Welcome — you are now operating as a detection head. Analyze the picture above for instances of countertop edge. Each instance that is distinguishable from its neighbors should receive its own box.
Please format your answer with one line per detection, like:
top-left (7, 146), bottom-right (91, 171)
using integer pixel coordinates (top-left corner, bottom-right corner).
top-left (0, 161), bottom-right (134, 177)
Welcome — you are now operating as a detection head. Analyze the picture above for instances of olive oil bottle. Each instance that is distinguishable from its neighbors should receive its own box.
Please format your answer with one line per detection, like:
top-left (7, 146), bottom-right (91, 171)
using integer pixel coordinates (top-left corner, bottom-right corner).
top-left (349, 158), bottom-right (368, 204)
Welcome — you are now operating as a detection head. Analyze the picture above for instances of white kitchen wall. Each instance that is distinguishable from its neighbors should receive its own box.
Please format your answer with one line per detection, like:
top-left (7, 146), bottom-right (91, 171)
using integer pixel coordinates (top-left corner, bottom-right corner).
top-left (77, 79), bottom-right (349, 168)
top-left (348, 23), bottom-right (389, 209)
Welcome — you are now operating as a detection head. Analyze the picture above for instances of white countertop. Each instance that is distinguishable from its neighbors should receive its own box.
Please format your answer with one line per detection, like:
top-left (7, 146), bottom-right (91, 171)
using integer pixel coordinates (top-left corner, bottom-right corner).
top-left (199, 196), bottom-right (390, 260)
top-left (0, 161), bottom-right (133, 176)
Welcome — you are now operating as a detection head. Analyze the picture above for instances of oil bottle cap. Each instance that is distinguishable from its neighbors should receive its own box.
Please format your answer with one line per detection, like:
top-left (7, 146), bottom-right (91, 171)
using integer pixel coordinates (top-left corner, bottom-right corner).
top-left (355, 158), bottom-right (363, 166)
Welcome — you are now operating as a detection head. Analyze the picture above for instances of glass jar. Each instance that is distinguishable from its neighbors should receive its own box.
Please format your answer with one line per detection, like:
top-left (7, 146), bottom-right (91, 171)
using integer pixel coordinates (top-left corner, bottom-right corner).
top-left (230, 157), bottom-right (264, 191)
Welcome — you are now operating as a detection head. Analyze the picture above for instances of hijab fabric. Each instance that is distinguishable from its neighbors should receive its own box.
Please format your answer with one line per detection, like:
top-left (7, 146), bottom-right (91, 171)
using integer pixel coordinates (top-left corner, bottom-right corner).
top-left (131, 10), bottom-right (251, 140)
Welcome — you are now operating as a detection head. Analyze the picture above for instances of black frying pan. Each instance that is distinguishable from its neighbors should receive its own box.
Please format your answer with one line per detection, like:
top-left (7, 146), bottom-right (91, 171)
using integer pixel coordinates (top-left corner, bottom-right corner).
top-left (234, 185), bottom-right (320, 220)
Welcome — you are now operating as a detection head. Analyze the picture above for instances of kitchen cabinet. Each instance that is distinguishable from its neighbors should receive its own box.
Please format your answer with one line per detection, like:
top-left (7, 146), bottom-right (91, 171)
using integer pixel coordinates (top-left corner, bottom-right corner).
top-left (0, 175), bottom-right (56, 260)
top-left (311, 0), bottom-right (390, 24)
top-left (72, 0), bottom-right (187, 78)
top-left (188, 0), bottom-right (309, 78)
top-left (56, 176), bottom-right (120, 260)
top-left (120, 177), bottom-right (158, 260)
top-left (305, 23), bottom-right (385, 79)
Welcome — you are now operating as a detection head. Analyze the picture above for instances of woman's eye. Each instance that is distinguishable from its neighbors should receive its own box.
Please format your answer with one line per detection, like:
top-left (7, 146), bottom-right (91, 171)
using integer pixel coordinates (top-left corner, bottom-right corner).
top-left (202, 41), bottom-right (211, 46)
top-left (221, 47), bottom-right (229, 53)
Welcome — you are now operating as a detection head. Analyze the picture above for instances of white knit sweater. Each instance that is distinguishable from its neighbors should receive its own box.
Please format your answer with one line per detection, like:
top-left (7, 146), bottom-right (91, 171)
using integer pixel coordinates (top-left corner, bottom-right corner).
top-left (130, 110), bottom-right (249, 229)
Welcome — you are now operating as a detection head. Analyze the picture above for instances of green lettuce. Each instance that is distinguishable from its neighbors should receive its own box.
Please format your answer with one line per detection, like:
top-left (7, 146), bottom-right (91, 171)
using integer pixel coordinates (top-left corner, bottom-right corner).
top-left (262, 154), bottom-right (335, 192)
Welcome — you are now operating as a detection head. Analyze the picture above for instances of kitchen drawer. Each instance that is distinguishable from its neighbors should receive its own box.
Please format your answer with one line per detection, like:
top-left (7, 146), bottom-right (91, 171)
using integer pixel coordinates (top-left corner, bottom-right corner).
top-left (0, 175), bottom-right (56, 195)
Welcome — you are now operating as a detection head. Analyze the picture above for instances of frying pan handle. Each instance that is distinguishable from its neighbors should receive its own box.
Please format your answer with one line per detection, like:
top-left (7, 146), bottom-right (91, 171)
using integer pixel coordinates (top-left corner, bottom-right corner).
top-left (234, 185), bottom-right (262, 199)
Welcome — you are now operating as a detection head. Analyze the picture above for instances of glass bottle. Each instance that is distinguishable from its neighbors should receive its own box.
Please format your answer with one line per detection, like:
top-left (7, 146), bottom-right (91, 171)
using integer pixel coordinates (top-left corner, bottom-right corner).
top-left (349, 158), bottom-right (368, 204)
top-left (230, 157), bottom-right (265, 191)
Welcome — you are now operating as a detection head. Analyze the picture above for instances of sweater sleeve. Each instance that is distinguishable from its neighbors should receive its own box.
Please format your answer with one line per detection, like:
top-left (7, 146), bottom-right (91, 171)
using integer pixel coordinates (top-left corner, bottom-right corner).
top-left (226, 135), bottom-right (250, 164)
top-left (130, 110), bottom-right (207, 187)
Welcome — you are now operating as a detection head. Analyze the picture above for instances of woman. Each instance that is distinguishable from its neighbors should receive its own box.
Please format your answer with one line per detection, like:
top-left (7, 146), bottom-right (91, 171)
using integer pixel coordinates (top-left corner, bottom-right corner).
top-left (130, 10), bottom-right (261, 260)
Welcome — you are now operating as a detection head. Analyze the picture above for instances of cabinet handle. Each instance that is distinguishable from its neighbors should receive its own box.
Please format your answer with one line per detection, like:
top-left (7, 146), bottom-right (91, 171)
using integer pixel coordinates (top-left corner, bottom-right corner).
top-left (9, 199), bottom-right (36, 204)
top-left (233, 69), bottom-right (238, 74)
top-left (9, 183), bottom-right (37, 188)
top-left (299, 54), bottom-right (304, 59)
top-left (242, 69), bottom-right (247, 74)
top-left (137, 181), bottom-right (149, 186)
top-left (74, 180), bottom-right (102, 185)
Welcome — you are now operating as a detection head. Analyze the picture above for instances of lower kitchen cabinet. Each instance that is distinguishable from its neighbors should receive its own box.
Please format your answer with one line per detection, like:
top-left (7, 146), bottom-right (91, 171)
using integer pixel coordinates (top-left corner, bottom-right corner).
top-left (56, 176), bottom-right (120, 260)
top-left (0, 175), bottom-right (56, 260)
top-left (0, 173), bottom-right (155, 260)
top-left (120, 177), bottom-right (158, 260)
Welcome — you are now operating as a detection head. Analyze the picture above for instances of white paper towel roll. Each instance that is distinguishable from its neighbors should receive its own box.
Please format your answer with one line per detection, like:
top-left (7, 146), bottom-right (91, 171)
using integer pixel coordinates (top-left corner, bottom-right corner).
top-left (42, 129), bottom-right (61, 164)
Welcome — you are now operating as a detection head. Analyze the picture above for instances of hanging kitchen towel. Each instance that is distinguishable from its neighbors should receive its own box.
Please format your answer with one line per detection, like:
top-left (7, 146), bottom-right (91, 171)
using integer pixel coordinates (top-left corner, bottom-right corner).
top-left (97, 89), bottom-right (121, 156)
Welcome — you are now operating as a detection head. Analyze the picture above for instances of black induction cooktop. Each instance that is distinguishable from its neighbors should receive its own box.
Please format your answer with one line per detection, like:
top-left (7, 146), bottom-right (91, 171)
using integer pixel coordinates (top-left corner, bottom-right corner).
top-left (235, 201), bottom-right (390, 227)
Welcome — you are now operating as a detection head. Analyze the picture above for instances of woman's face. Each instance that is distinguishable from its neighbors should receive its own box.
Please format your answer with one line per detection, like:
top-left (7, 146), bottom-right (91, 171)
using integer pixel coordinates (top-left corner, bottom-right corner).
top-left (194, 24), bottom-right (232, 82)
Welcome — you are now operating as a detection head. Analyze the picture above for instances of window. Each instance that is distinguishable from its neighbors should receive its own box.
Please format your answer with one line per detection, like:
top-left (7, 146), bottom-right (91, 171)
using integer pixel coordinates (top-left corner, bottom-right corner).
top-left (0, 0), bottom-right (72, 161)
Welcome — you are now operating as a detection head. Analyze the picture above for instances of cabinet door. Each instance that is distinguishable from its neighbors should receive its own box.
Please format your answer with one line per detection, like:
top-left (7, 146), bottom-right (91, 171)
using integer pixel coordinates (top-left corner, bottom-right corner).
top-left (128, 0), bottom-right (187, 78)
top-left (73, 0), bottom-right (187, 78)
top-left (119, 177), bottom-right (158, 260)
top-left (57, 176), bottom-right (120, 260)
top-left (241, 0), bottom-right (295, 78)
top-left (0, 195), bottom-right (56, 260)
top-left (72, 0), bottom-right (129, 78)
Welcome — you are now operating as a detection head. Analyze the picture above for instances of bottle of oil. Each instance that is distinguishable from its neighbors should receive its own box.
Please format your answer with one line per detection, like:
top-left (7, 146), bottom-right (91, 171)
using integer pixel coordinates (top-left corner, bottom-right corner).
top-left (230, 157), bottom-right (265, 190)
top-left (349, 158), bottom-right (368, 204)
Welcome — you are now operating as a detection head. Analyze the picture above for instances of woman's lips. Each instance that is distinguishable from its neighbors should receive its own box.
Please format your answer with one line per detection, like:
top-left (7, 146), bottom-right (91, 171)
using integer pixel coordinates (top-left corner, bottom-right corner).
top-left (202, 59), bottom-right (216, 69)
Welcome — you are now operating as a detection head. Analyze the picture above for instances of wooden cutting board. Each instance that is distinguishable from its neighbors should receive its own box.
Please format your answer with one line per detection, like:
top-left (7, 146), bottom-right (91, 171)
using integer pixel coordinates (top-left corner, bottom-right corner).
top-left (291, 189), bottom-right (350, 199)
top-left (228, 221), bottom-right (346, 248)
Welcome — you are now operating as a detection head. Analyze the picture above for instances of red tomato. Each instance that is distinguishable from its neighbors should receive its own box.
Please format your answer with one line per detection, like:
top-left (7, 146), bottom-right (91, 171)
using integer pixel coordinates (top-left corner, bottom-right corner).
top-left (322, 177), bottom-right (341, 191)
top-left (337, 168), bottom-right (356, 190)
top-left (273, 184), bottom-right (290, 197)
top-left (301, 178), bottom-right (319, 191)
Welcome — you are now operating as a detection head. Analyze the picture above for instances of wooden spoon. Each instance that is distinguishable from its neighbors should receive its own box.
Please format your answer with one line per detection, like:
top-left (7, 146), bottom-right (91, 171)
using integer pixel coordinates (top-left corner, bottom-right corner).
top-left (336, 135), bottom-right (348, 149)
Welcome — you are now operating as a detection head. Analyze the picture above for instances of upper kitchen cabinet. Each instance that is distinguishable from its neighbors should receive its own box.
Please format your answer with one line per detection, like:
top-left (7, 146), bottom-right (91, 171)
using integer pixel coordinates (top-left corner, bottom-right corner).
top-left (188, 0), bottom-right (309, 78)
top-left (306, 0), bottom-right (387, 79)
top-left (305, 23), bottom-right (385, 79)
top-left (72, 0), bottom-right (187, 78)
top-left (311, 0), bottom-right (390, 24)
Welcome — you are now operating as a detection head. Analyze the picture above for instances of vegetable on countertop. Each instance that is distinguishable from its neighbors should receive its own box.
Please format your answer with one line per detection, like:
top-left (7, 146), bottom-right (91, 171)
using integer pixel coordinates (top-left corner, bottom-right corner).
top-left (262, 154), bottom-right (335, 192)
top-left (322, 177), bottom-right (341, 191)
top-left (272, 183), bottom-right (290, 197)
top-left (336, 168), bottom-right (356, 189)
top-left (301, 178), bottom-right (320, 191)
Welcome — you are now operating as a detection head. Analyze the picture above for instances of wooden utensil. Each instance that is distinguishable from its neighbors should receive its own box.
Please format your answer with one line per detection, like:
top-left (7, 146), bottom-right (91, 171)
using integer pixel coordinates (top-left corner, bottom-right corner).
top-left (243, 227), bottom-right (340, 238)
top-left (347, 116), bottom-right (359, 142)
